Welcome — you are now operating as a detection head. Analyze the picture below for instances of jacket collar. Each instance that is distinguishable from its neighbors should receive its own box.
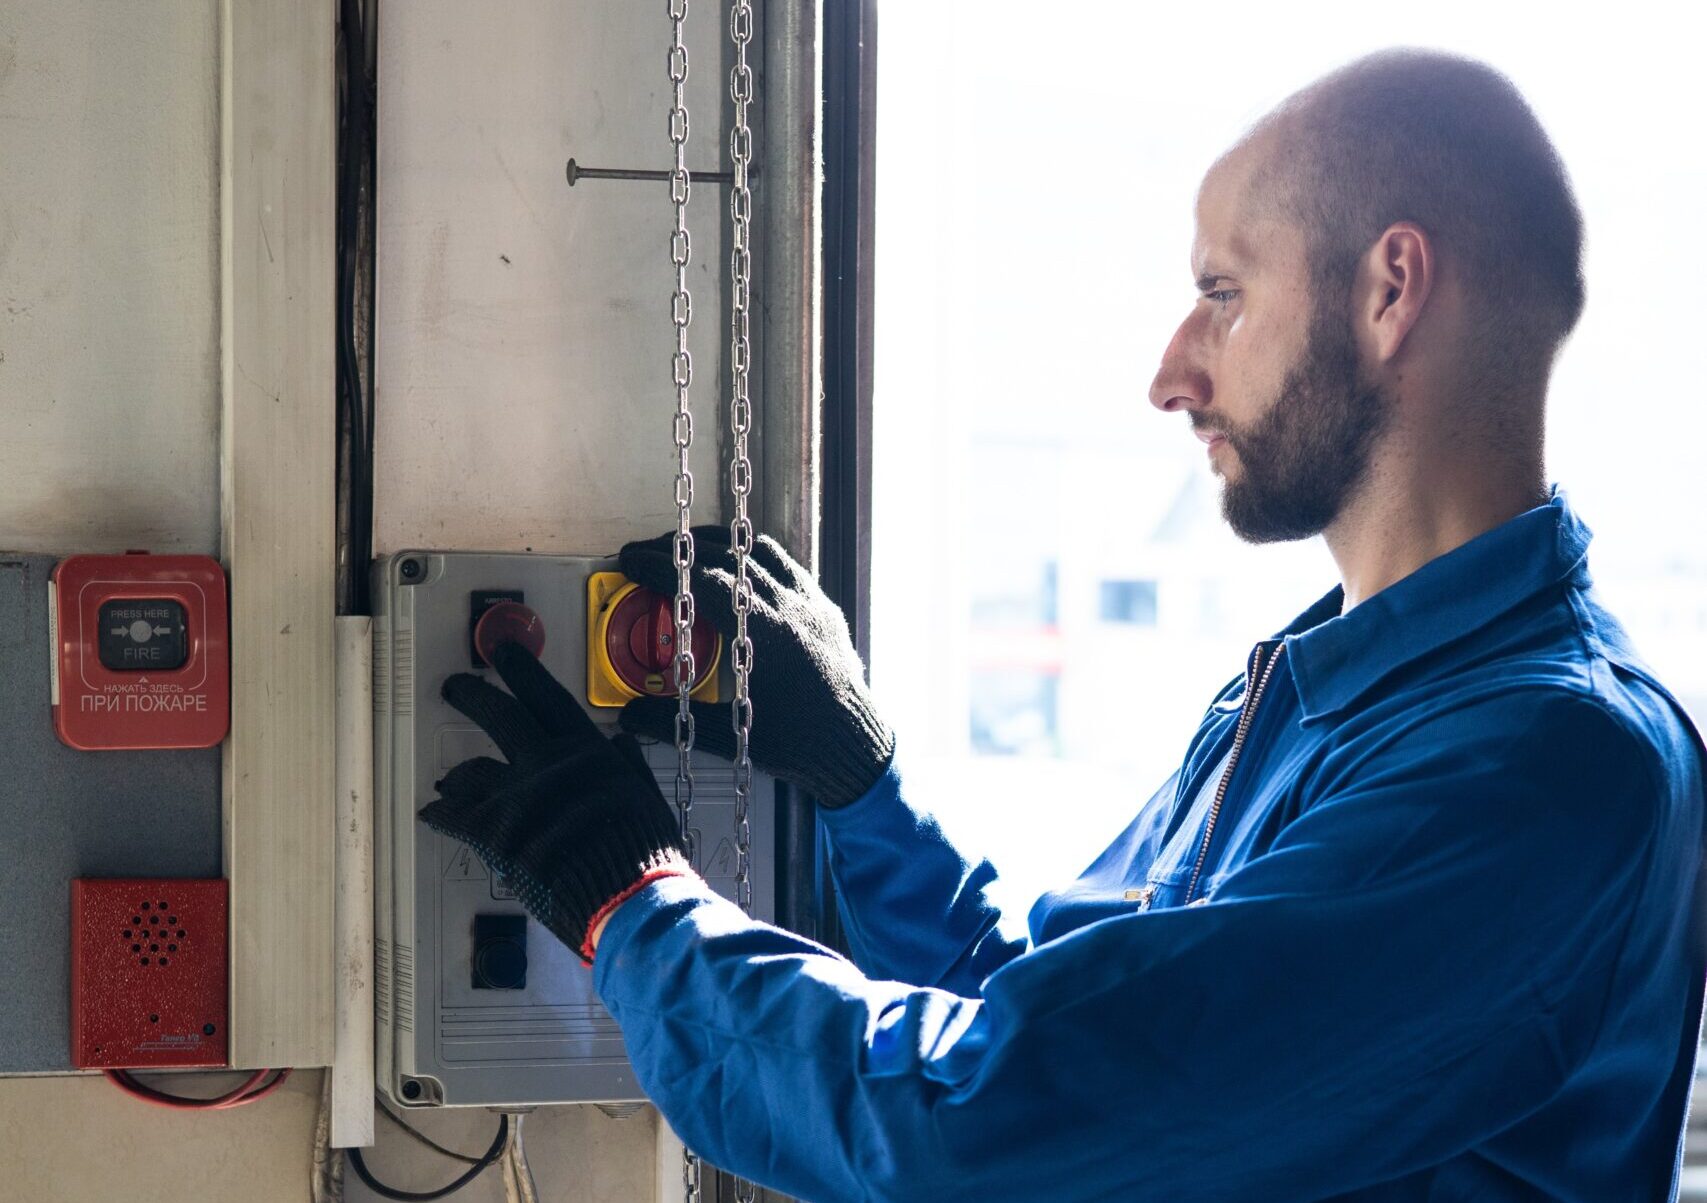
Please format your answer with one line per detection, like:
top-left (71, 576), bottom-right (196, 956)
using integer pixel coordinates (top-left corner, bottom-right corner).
top-left (1278, 486), bottom-right (1593, 723)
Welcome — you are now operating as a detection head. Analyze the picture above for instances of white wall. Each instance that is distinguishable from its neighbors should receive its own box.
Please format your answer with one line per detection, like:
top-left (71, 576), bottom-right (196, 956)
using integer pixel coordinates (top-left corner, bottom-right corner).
top-left (375, 0), bottom-right (729, 558)
top-left (0, 2), bottom-right (220, 556)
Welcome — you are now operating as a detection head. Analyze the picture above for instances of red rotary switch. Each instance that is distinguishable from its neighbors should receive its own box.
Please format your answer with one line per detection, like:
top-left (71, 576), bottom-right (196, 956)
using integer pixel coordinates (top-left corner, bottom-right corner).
top-left (605, 585), bottom-right (718, 697)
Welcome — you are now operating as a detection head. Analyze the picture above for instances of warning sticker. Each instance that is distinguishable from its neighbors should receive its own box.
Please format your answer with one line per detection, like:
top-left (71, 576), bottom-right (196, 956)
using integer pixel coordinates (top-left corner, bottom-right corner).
top-left (443, 843), bottom-right (488, 882)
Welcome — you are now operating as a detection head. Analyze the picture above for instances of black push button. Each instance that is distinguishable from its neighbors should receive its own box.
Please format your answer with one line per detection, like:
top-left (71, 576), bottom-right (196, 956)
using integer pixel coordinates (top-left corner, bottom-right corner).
top-left (472, 913), bottom-right (527, 990)
top-left (98, 599), bottom-right (188, 672)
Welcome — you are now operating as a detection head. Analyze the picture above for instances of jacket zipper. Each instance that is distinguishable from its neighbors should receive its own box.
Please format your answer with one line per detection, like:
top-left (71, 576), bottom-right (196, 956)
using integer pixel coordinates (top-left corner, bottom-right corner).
top-left (1183, 641), bottom-right (1285, 904)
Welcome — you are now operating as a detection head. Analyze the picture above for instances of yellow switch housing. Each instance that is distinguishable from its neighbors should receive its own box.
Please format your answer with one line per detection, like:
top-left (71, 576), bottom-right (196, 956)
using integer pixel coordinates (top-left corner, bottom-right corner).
top-left (586, 571), bottom-right (721, 708)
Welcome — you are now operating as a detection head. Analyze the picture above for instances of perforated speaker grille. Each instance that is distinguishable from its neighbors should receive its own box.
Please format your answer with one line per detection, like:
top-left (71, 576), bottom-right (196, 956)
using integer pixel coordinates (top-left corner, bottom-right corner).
top-left (70, 877), bottom-right (228, 1069)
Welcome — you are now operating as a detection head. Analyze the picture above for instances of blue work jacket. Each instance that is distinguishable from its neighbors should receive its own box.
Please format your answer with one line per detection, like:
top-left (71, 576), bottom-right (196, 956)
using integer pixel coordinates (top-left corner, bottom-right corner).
top-left (595, 489), bottom-right (1707, 1201)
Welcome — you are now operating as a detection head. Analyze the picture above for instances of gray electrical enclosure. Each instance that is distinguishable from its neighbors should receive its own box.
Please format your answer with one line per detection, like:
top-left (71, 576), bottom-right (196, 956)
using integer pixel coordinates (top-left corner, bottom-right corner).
top-left (372, 550), bottom-right (775, 1107)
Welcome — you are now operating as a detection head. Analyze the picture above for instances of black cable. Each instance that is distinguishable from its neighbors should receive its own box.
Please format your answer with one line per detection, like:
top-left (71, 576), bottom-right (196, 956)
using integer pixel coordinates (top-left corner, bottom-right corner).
top-left (345, 0), bottom-right (372, 616)
top-left (358, 0), bottom-right (378, 615)
top-left (336, 0), bottom-right (377, 617)
top-left (355, 0), bottom-right (378, 616)
top-left (377, 1098), bottom-right (484, 1165)
top-left (346, 1114), bottom-right (508, 1201)
top-left (335, 1), bottom-right (361, 616)
top-left (335, 3), bottom-right (355, 613)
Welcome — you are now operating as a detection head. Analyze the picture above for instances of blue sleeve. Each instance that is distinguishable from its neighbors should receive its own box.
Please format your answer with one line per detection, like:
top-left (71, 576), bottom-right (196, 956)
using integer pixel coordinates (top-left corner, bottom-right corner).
top-left (815, 748), bottom-right (1027, 992)
top-left (594, 694), bottom-right (1661, 1202)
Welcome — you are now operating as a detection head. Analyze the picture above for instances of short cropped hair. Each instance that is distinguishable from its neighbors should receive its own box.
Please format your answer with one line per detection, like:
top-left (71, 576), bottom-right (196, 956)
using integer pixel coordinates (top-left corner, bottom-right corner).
top-left (1253, 49), bottom-right (1585, 380)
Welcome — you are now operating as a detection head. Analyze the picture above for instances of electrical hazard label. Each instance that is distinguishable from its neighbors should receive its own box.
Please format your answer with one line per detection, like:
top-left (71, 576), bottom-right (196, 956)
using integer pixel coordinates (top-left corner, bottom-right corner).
top-left (443, 843), bottom-right (488, 882)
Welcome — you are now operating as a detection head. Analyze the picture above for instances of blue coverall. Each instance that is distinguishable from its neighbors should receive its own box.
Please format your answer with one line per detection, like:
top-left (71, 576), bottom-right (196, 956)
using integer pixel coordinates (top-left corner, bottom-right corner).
top-left (594, 489), bottom-right (1707, 1201)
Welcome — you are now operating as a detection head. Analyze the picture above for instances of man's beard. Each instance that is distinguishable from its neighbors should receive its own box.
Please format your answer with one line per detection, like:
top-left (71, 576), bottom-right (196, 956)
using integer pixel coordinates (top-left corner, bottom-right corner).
top-left (1208, 303), bottom-right (1393, 544)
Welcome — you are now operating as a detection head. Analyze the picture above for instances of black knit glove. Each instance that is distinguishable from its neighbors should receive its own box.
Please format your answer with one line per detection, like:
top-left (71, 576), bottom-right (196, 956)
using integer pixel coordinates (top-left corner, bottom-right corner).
top-left (420, 641), bottom-right (691, 962)
top-left (617, 526), bottom-right (895, 809)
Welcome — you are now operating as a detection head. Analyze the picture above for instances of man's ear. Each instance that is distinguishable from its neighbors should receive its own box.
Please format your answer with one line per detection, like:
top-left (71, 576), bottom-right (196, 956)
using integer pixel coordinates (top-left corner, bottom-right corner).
top-left (1359, 221), bottom-right (1434, 364)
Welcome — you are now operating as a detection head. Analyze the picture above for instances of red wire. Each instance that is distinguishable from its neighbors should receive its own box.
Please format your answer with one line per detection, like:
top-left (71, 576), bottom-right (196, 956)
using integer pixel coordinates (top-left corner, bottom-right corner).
top-left (221, 1066), bottom-right (292, 1107)
top-left (104, 1067), bottom-right (292, 1110)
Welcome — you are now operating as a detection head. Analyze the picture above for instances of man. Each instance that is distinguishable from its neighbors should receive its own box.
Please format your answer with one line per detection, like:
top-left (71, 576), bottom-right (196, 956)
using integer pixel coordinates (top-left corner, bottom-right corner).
top-left (424, 49), bottom-right (1707, 1200)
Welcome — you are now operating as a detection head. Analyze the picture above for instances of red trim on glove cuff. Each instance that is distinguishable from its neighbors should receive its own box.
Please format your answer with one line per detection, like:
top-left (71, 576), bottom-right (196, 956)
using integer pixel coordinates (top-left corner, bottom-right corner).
top-left (580, 864), bottom-right (691, 964)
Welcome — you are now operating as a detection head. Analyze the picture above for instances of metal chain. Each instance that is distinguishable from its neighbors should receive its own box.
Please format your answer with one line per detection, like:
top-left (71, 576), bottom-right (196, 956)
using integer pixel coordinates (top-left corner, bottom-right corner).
top-left (665, 4), bottom-right (702, 1203)
top-left (728, 2), bottom-right (758, 1200)
top-left (728, 0), bottom-right (756, 919)
top-left (665, 0), bottom-right (698, 875)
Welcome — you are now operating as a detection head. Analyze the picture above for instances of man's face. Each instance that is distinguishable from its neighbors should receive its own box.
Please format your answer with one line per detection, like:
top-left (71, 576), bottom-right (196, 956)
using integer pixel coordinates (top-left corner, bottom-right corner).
top-left (1148, 144), bottom-right (1392, 543)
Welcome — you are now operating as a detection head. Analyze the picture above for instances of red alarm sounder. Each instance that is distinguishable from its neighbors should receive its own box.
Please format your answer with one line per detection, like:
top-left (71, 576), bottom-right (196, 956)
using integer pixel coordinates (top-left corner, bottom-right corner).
top-left (71, 878), bottom-right (229, 1069)
top-left (49, 553), bottom-right (230, 750)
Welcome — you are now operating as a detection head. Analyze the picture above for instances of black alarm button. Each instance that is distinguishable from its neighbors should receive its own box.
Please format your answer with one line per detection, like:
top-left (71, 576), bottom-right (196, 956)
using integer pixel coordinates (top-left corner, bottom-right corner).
top-left (97, 599), bottom-right (188, 672)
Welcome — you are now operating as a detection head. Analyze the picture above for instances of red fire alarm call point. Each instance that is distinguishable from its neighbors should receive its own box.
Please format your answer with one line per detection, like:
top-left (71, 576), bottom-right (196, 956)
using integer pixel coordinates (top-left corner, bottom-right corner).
top-left (49, 553), bottom-right (230, 750)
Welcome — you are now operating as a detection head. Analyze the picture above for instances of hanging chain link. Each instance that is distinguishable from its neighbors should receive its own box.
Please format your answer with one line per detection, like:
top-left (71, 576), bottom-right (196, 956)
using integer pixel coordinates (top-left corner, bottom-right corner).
top-left (728, 0), bottom-right (756, 919)
top-left (728, 1), bottom-right (758, 1199)
top-left (665, 4), bottom-right (702, 1203)
top-left (666, 0), bottom-right (698, 873)
top-left (662, 5), bottom-right (761, 1200)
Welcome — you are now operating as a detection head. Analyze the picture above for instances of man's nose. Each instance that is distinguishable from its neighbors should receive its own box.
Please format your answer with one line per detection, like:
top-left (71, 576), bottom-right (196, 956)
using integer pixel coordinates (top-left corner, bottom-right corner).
top-left (1148, 319), bottom-right (1210, 414)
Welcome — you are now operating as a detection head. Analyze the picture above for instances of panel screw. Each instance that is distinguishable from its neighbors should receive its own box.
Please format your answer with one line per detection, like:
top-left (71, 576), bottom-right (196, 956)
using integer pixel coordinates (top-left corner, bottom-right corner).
top-left (401, 1079), bottom-right (423, 1100)
top-left (400, 559), bottom-right (423, 582)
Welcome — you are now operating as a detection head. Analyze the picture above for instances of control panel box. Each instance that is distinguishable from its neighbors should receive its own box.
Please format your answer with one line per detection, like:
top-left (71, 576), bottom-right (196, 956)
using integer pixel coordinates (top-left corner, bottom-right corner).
top-left (373, 550), bottom-right (775, 1108)
top-left (70, 878), bottom-right (228, 1069)
top-left (49, 554), bottom-right (230, 750)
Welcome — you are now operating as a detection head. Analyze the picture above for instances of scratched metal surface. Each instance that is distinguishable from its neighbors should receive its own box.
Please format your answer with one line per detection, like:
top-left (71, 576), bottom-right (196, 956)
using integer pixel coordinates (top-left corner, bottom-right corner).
top-left (0, 553), bottom-right (220, 1073)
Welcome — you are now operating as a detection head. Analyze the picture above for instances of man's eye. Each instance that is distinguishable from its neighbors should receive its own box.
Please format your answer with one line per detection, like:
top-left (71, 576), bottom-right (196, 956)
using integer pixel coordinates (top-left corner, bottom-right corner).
top-left (1206, 289), bottom-right (1240, 306)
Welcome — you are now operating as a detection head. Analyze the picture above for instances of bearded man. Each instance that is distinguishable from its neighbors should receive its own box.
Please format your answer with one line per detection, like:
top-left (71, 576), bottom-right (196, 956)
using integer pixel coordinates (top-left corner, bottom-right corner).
top-left (426, 49), bottom-right (1707, 1201)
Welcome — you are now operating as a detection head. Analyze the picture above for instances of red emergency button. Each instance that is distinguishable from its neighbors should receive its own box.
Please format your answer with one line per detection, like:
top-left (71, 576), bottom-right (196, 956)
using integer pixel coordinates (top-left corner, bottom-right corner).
top-left (472, 601), bottom-right (547, 667)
